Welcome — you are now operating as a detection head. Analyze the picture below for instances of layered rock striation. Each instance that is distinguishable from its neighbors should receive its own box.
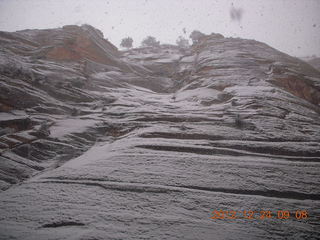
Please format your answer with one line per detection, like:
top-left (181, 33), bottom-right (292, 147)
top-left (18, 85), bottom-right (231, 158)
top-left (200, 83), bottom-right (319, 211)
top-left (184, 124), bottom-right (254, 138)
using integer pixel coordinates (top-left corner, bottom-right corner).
top-left (0, 25), bottom-right (320, 239)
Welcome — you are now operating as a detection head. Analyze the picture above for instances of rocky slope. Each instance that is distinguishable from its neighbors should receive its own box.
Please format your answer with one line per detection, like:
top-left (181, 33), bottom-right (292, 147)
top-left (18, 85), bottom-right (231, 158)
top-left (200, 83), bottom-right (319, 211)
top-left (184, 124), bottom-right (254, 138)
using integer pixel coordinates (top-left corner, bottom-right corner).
top-left (307, 57), bottom-right (320, 72)
top-left (0, 25), bottom-right (320, 239)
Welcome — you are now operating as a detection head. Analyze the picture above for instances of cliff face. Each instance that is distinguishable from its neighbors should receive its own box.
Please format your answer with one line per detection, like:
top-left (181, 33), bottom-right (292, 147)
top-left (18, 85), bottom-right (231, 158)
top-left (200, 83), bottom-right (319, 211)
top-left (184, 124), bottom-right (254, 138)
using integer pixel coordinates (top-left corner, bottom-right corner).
top-left (0, 25), bottom-right (320, 239)
top-left (10, 24), bottom-right (119, 63)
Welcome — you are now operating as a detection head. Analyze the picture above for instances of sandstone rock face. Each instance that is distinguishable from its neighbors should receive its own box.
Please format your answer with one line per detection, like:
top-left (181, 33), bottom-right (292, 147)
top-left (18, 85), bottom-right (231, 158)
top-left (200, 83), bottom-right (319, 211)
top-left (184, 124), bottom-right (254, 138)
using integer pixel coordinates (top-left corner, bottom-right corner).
top-left (0, 25), bottom-right (320, 239)
top-left (307, 57), bottom-right (320, 71)
top-left (16, 24), bottom-right (119, 63)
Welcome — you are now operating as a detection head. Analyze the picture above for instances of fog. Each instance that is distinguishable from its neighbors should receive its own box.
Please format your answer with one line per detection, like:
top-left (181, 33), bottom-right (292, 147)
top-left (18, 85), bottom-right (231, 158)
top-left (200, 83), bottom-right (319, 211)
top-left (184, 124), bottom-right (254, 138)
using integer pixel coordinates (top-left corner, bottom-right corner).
top-left (0, 0), bottom-right (319, 57)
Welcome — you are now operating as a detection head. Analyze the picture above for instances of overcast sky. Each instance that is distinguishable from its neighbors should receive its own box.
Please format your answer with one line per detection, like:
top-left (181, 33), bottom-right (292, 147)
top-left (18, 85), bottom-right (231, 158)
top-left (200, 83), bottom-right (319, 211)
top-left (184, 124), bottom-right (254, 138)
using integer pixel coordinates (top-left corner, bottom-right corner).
top-left (0, 0), bottom-right (319, 57)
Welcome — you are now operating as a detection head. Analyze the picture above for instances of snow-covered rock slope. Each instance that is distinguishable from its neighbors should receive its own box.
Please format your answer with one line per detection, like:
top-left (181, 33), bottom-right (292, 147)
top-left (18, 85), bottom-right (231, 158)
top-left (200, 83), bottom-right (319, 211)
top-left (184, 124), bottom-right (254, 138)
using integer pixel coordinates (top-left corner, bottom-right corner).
top-left (0, 25), bottom-right (320, 239)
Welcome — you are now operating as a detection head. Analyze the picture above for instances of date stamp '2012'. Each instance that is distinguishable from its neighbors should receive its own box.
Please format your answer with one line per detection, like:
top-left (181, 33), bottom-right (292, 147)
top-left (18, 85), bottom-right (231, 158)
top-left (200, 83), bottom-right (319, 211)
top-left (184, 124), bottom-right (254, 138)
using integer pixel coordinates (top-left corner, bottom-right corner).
top-left (210, 210), bottom-right (308, 220)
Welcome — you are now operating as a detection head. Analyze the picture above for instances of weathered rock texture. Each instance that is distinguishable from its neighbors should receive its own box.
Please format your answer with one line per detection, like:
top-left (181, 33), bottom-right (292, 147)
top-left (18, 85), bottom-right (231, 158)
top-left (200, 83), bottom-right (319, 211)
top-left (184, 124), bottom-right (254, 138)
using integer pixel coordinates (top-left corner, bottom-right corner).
top-left (307, 57), bottom-right (320, 71)
top-left (0, 25), bottom-right (320, 239)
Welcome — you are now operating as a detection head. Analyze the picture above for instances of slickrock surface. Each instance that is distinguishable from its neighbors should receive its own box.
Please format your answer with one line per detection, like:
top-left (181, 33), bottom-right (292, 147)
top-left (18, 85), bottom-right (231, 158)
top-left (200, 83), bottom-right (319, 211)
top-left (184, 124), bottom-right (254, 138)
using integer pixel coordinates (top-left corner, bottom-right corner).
top-left (0, 25), bottom-right (320, 239)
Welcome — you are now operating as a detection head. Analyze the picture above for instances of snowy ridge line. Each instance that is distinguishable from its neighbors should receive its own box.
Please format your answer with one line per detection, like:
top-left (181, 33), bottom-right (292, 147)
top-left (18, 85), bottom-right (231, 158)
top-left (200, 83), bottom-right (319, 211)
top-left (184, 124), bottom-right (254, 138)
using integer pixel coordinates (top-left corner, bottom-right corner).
top-left (135, 145), bottom-right (320, 162)
top-left (112, 152), bottom-right (320, 166)
top-left (28, 178), bottom-right (320, 201)
top-left (139, 133), bottom-right (320, 157)
top-left (138, 132), bottom-right (320, 143)
top-left (29, 179), bottom-right (181, 194)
